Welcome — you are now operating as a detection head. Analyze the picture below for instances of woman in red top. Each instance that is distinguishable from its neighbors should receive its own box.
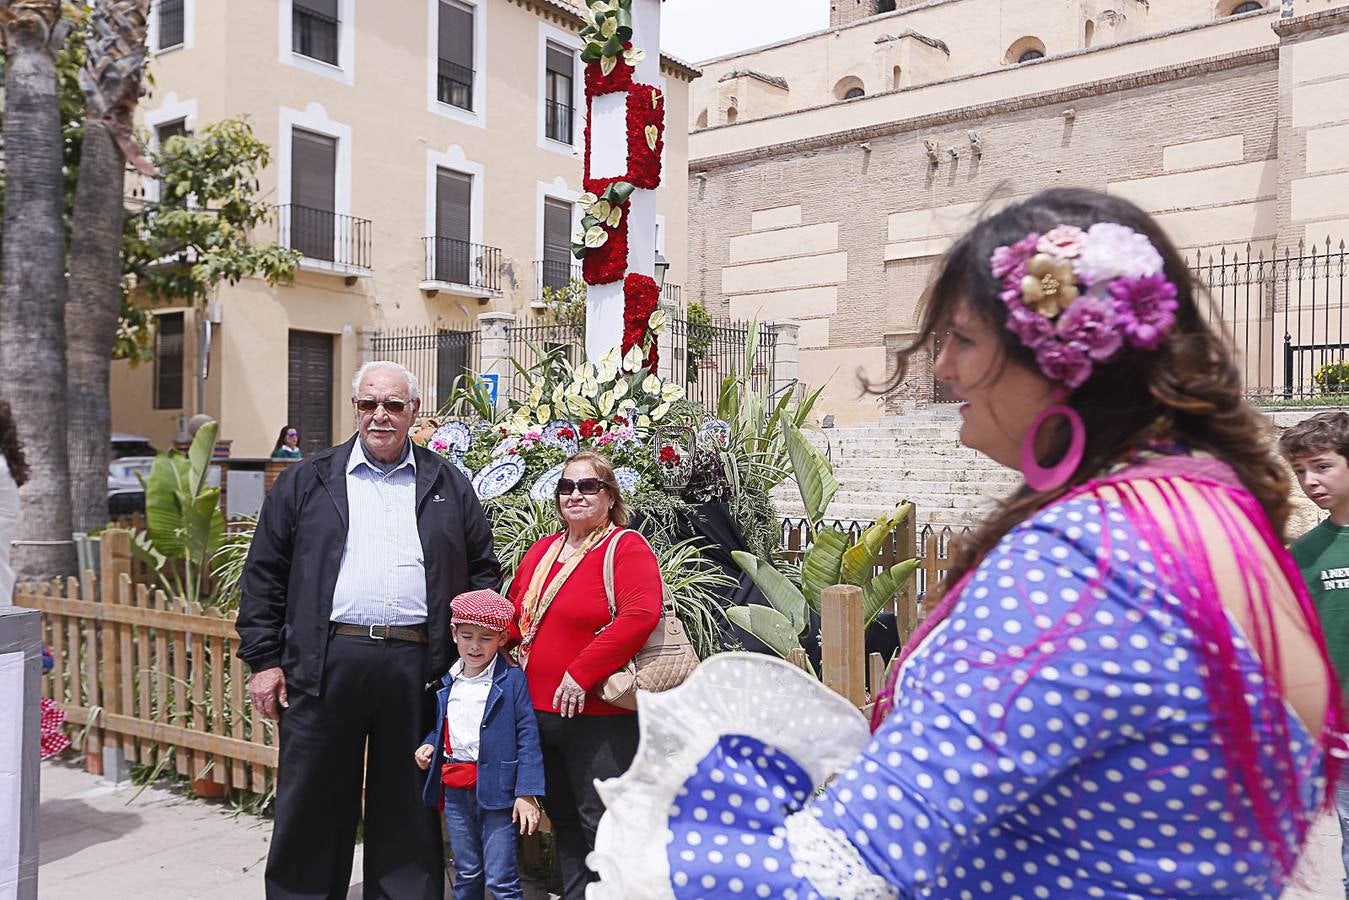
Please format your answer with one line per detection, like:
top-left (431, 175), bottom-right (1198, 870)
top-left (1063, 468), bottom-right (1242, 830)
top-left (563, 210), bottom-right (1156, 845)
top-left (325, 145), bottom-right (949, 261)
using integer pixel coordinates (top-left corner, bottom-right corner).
top-left (509, 449), bottom-right (661, 900)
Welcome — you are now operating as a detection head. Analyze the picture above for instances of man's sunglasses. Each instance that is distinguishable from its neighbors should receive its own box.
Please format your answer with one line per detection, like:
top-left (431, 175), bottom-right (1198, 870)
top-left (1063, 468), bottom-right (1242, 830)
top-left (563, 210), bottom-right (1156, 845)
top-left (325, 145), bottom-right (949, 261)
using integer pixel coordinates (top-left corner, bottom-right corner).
top-left (355, 398), bottom-right (408, 413)
top-left (556, 477), bottom-right (609, 496)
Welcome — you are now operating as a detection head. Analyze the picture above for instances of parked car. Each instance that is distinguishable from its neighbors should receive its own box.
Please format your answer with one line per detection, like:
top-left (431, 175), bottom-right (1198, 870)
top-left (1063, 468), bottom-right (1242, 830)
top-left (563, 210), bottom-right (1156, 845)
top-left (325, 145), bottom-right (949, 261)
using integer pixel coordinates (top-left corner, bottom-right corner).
top-left (109, 434), bottom-right (158, 516)
top-left (111, 432), bottom-right (158, 460)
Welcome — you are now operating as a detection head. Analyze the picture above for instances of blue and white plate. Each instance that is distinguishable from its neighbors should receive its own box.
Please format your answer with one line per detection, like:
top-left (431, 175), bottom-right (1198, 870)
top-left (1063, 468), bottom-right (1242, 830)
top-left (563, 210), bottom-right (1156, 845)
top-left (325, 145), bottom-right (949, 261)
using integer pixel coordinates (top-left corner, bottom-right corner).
top-left (430, 421), bottom-right (473, 457)
top-left (473, 456), bottom-right (525, 500)
top-left (472, 421), bottom-right (497, 441)
top-left (541, 419), bottom-right (579, 455)
top-left (453, 457), bottom-right (474, 482)
top-left (699, 419), bottom-right (732, 448)
top-left (529, 462), bottom-right (567, 504)
top-left (613, 466), bottom-right (642, 495)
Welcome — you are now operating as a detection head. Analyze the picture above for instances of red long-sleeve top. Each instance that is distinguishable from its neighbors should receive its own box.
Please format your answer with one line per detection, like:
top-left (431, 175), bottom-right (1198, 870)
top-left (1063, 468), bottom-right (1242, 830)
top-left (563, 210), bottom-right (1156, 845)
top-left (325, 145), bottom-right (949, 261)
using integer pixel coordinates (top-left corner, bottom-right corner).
top-left (509, 530), bottom-right (662, 716)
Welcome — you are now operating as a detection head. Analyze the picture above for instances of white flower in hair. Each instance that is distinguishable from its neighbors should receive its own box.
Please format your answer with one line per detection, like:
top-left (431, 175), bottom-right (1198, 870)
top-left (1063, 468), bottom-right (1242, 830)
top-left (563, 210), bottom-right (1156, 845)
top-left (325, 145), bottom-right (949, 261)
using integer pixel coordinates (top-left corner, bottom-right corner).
top-left (1073, 222), bottom-right (1165, 285)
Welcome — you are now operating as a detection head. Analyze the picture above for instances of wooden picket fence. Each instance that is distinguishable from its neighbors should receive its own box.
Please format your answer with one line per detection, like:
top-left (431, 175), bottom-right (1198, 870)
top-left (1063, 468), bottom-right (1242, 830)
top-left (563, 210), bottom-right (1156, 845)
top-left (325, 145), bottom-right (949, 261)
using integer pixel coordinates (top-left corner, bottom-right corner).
top-left (16, 529), bottom-right (276, 797)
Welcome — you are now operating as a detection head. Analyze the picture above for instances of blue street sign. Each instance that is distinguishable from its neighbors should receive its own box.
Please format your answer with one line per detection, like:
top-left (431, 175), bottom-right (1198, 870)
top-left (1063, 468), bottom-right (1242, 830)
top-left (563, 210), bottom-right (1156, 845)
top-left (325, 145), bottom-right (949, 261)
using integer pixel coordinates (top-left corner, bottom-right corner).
top-left (480, 373), bottom-right (500, 408)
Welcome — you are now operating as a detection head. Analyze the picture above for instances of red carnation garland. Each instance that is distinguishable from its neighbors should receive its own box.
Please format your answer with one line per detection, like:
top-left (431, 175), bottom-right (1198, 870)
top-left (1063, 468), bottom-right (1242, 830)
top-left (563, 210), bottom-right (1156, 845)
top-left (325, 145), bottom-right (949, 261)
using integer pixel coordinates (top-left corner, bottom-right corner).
top-left (622, 273), bottom-right (660, 369)
top-left (582, 198), bottom-right (630, 285)
top-left (585, 43), bottom-right (636, 95)
top-left (625, 84), bottom-right (665, 190)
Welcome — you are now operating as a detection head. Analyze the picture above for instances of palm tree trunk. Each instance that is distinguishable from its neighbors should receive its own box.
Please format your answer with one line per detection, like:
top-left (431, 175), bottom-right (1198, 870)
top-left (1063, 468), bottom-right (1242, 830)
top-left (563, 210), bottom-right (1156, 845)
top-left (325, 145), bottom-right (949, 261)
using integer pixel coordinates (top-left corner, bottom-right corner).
top-left (67, 0), bottom-right (151, 535)
top-left (0, 2), bottom-right (77, 580)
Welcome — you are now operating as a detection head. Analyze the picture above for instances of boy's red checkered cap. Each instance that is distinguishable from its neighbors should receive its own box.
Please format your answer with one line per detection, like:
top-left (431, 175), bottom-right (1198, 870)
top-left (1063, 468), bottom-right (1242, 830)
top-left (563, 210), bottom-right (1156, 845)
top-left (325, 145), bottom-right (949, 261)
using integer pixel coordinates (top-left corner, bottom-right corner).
top-left (450, 589), bottom-right (515, 631)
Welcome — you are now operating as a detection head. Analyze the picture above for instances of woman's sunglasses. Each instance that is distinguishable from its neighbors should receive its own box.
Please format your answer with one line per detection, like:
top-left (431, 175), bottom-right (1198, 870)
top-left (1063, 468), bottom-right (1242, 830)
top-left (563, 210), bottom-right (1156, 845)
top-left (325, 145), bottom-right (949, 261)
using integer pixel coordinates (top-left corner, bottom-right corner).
top-left (355, 398), bottom-right (408, 413)
top-left (285, 430), bottom-right (298, 438)
top-left (556, 478), bottom-right (609, 496)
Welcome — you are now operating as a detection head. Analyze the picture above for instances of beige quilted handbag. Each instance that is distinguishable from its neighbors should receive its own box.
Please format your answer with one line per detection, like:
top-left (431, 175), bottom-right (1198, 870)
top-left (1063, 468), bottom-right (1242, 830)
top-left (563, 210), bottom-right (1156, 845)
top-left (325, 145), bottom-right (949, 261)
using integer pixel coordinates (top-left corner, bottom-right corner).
top-left (597, 530), bottom-right (700, 711)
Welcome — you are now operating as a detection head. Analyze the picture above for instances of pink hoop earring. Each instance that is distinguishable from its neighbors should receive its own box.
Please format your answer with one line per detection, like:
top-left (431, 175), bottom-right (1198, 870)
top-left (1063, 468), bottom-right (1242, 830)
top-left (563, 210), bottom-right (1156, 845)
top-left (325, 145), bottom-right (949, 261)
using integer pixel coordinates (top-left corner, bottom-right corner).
top-left (1020, 403), bottom-right (1086, 492)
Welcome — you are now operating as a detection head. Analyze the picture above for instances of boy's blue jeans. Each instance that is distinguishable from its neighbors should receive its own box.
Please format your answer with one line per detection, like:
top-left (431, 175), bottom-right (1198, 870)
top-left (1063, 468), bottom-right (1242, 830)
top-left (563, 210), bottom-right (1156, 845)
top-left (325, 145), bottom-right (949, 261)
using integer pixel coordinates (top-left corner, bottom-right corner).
top-left (443, 785), bottom-right (522, 900)
top-left (1337, 768), bottom-right (1349, 895)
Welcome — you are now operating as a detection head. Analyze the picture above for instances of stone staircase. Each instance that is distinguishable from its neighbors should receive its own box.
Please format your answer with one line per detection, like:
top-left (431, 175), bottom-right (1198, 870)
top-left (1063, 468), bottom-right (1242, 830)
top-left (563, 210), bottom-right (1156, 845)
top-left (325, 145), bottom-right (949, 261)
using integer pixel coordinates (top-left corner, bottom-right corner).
top-left (774, 408), bottom-right (1023, 529)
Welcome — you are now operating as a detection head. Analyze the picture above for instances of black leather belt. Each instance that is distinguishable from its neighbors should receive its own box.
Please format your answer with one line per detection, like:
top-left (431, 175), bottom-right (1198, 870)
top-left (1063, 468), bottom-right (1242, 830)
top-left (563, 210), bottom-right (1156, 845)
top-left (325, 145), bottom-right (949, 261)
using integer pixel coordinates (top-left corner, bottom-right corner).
top-left (333, 623), bottom-right (428, 643)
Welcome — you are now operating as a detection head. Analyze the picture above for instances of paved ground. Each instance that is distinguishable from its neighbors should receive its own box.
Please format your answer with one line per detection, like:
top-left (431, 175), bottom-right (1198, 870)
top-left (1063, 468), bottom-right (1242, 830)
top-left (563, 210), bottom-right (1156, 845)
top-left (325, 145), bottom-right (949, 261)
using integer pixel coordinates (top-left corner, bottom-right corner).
top-left (36, 758), bottom-right (1347, 898)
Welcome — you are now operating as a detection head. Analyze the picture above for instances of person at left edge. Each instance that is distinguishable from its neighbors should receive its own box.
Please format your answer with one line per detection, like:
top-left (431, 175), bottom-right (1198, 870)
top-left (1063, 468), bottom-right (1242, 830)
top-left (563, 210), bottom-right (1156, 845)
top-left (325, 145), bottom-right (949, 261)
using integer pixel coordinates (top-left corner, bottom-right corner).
top-left (236, 360), bottom-right (502, 900)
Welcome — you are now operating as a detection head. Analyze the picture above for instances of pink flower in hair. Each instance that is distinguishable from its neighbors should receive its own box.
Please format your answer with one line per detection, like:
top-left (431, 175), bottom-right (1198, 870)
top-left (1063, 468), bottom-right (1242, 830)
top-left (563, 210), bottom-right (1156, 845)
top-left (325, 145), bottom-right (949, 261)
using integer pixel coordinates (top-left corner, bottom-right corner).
top-left (1035, 342), bottom-right (1092, 389)
top-left (1005, 304), bottom-right (1055, 349)
top-left (1055, 296), bottom-right (1122, 361)
top-left (1074, 222), bottom-right (1164, 284)
top-left (1036, 225), bottom-right (1087, 259)
top-left (1110, 273), bottom-right (1179, 350)
top-left (991, 233), bottom-right (1040, 279)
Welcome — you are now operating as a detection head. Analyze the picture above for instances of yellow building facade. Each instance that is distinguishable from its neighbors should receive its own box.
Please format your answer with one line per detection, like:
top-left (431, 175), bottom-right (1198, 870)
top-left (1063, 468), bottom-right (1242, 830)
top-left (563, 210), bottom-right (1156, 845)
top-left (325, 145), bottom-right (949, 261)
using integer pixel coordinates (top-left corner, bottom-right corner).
top-left (112, 0), bottom-right (697, 457)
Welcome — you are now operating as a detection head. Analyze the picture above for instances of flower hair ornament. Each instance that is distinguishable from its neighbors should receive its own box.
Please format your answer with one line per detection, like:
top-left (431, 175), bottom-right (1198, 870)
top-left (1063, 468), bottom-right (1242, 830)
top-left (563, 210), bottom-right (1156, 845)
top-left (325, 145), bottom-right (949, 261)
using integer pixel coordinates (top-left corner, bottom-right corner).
top-left (990, 222), bottom-right (1179, 490)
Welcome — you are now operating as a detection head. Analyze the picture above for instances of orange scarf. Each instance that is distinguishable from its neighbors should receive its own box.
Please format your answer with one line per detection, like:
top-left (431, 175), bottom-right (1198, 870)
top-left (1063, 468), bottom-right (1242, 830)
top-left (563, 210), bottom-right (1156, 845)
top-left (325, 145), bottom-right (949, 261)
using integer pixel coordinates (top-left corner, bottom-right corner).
top-left (517, 524), bottom-right (614, 667)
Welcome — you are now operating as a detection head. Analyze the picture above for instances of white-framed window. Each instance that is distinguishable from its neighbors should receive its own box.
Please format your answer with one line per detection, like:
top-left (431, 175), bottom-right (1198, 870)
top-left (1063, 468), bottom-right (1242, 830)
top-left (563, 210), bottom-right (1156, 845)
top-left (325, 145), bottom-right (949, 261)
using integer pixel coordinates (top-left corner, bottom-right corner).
top-left (425, 146), bottom-right (487, 286)
top-left (278, 104), bottom-right (355, 266)
top-left (150, 0), bottom-right (193, 53)
top-left (428, 0), bottom-right (486, 127)
top-left (535, 179), bottom-right (584, 304)
top-left (279, 0), bottom-right (356, 86)
top-left (144, 93), bottom-right (198, 203)
top-left (538, 21), bottom-right (582, 155)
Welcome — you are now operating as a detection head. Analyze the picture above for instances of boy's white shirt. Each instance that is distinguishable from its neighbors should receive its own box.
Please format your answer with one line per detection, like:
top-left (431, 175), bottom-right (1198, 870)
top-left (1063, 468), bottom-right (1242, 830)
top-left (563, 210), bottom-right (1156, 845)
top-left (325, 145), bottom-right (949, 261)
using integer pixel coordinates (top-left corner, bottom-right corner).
top-left (445, 656), bottom-right (497, 762)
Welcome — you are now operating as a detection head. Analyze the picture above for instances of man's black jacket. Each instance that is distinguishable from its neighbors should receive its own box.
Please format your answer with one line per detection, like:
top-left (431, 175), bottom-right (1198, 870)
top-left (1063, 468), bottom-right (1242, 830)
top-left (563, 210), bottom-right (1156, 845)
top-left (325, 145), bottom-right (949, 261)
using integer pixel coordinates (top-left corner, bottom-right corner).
top-left (234, 435), bottom-right (502, 695)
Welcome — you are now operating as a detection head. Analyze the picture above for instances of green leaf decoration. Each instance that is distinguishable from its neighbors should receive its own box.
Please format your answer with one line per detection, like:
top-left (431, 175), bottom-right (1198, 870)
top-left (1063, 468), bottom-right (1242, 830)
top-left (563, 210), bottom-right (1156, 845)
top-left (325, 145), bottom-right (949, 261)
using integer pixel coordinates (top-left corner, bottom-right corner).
top-left (614, 6), bottom-right (633, 38)
top-left (601, 34), bottom-right (625, 59)
top-left (581, 42), bottom-right (603, 63)
top-left (732, 550), bottom-right (808, 633)
top-left (863, 559), bottom-right (920, 625)
top-left (604, 181), bottom-right (636, 205)
top-left (725, 605), bottom-right (802, 659)
top-left (801, 527), bottom-right (848, 611)
top-left (581, 214), bottom-right (599, 230)
top-left (784, 421), bottom-right (837, 529)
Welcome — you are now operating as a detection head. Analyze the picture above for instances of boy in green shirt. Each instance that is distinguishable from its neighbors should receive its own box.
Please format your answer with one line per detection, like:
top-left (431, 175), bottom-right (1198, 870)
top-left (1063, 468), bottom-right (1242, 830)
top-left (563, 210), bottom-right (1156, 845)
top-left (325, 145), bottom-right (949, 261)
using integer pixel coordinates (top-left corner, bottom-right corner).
top-left (1280, 410), bottom-right (1349, 893)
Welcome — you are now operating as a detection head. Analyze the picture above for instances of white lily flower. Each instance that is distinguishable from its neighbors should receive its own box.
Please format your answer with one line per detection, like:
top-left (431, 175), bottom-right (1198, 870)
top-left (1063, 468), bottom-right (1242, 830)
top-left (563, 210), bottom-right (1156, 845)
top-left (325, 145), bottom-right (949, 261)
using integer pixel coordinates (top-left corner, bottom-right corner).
top-left (638, 414), bottom-right (652, 428)
top-left (606, 207), bottom-right (623, 229)
top-left (578, 192), bottom-right (598, 208)
top-left (591, 199), bottom-right (612, 221)
top-left (650, 402), bottom-right (671, 421)
top-left (537, 404), bottom-right (552, 423)
top-left (612, 379), bottom-right (629, 400)
top-left (641, 374), bottom-right (662, 395)
top-left (647, 309), bottom-right (669, 335)
top-left (584, 226), bottom-right (608, 249)
top-left (623, 47), bottom-right (647, 66)
top-left (622, 345), bottom-right (645, 373)
top-left (661, 383), bottom-right (685, 402)
top-left (598, 390), bottom-right (616, 416)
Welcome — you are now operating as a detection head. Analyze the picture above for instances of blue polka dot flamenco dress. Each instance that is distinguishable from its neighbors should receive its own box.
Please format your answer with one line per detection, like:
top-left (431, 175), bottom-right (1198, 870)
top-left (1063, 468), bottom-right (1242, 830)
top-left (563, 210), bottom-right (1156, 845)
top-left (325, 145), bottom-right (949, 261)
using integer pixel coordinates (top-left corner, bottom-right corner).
top-left (582, 492), bottom-right (1330, 900)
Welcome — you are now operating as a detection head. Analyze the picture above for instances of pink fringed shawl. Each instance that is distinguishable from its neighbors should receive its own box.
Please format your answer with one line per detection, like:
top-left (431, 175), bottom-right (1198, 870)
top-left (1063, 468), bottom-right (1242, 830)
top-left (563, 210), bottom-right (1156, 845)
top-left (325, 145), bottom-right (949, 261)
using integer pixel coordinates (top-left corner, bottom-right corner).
top-left (872, 451), bottom-right (1347, 878)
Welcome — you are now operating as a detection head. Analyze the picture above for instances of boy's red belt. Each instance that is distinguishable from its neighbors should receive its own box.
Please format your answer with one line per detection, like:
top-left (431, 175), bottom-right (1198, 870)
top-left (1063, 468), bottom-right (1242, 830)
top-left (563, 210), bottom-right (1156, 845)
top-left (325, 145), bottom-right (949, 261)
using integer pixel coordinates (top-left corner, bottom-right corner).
top-left (441, 720), bottom-right (478, 788)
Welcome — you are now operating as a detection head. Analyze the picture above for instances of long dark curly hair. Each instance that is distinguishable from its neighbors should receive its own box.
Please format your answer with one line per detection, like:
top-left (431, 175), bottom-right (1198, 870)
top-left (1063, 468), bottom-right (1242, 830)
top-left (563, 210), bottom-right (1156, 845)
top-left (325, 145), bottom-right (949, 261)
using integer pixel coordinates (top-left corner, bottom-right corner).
top-left (872, 187), bottom-right (1289, 603)
top-left (0, 400), bottom-right (29, 487)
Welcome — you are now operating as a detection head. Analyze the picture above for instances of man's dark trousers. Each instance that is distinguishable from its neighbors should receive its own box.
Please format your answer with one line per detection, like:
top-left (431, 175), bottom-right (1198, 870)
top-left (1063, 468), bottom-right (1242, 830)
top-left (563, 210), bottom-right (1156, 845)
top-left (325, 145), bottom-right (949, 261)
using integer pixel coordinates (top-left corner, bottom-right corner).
top-left (265, 632), bottom-right (443, 900)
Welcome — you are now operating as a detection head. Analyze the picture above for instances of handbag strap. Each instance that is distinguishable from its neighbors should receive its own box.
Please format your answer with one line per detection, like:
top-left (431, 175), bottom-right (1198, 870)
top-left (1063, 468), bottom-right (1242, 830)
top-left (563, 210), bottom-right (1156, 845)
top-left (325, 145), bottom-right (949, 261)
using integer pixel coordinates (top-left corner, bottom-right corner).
top-left (601, 529), bottom-right (674, 627)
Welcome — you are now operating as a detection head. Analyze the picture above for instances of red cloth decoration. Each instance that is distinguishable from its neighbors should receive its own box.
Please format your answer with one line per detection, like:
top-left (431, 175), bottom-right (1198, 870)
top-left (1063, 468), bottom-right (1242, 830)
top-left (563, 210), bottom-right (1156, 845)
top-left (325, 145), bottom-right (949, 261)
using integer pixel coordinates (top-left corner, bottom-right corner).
top-left (506, 531), bottom-right (662, 716)
top-left (625, 84), bottom-right (665, 190)
top-left (40, 698), bottom-right (70, 760)
top-left (451, 589), bottom-right (515, 632)
top-left (584, 46), bottom-right (635, 96)
top-left (441, 719), bottom-right (479, 788)
top-left (582, 199), bottom-right (630, 286)
top-left (623, 273), bottom-right (661, 369)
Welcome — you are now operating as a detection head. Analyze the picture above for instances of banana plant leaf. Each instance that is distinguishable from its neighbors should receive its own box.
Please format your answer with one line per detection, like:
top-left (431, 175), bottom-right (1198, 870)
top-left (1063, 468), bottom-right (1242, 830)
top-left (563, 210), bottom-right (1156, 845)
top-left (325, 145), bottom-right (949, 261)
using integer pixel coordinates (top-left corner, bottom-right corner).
top-left (784, 421), bottom-right (837, 529)
top-left (731, 550), bottom-right (807, 633)
top-left (840, 502), bottom-right (913, 587)
top-left (188, 421), bottom-right (218, 496)
top-left (863, 559), bottom-right (921, 625)
top-left (800, 526), bottom-right (848, 611)
top-left (725, 605), bottom-right (801, 658)
top-left (141, 452), bottom-right (189, 558)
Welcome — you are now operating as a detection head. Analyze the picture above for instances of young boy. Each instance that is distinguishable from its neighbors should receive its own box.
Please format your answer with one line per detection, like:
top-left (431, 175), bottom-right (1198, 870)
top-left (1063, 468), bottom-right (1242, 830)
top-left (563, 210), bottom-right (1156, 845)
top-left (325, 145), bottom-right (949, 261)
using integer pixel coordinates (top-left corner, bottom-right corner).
top-left (416, 590), bottom-right (544, 900)
top-left (1280, 410), bottom-right (1349, 892)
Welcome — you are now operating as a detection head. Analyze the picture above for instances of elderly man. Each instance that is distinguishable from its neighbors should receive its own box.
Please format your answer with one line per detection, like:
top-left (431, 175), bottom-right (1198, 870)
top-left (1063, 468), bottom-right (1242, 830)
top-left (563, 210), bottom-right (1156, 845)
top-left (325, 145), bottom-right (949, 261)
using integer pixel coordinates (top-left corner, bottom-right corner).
top-left (237, 361), bottom-right (500, 899)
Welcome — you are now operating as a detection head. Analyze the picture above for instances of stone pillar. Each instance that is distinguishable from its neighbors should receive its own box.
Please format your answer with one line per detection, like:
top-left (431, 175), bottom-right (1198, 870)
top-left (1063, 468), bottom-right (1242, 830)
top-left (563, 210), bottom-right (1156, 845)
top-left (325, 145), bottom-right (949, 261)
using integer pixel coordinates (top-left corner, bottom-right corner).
top-left (657, 310), bottom-right (676, 382)
top-left (771, 321), bottom-right (801, 399)
top-left (478, 311), bottom-right (517, 413)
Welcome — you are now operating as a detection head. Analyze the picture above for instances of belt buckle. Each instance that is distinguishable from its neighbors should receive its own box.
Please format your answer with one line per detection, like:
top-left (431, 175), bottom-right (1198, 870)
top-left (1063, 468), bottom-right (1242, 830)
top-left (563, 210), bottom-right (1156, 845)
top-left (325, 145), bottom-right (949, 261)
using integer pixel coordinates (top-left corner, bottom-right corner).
top-left (368, 624), bottom-right (390, 641)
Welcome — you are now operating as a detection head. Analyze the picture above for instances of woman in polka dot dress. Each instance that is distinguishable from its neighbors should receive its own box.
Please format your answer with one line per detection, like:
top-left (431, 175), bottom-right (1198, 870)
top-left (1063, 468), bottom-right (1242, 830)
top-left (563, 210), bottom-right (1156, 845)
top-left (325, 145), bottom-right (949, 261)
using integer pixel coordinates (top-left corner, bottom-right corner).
top-left (585, 189), bottom-right (1348, 899)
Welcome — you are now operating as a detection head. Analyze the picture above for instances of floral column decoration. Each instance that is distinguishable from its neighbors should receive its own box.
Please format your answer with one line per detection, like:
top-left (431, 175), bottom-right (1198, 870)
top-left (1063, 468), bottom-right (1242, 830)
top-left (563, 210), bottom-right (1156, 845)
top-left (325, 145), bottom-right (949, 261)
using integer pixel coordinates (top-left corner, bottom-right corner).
top-left (571, 0), bottom-right (667, 369)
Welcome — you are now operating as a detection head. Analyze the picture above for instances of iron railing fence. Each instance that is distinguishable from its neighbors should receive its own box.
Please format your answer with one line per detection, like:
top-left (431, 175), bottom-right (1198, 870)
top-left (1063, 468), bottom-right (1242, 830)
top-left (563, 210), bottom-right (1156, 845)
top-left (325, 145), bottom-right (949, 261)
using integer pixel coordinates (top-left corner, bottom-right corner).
top-left (535, 260), bottom-right (584, 299)
top-left (277, 204), bottom-right (372, 271)
top-left (423, 237), bottom-right (503, 294)
top-left (292, 5), bottom-right (339, 65)
top-left (508, 323), bottom-right (585, 400)
top-left (370, 328), bottom-right (480, 415)
top-left (667, 316), bottom-right (778, 409)
top-left (545, 99), bottom-right (574, 144)
top-left (1190, 241), bottom-right (1349, 401)
top-left (438, 59), bottom-right (474, 110)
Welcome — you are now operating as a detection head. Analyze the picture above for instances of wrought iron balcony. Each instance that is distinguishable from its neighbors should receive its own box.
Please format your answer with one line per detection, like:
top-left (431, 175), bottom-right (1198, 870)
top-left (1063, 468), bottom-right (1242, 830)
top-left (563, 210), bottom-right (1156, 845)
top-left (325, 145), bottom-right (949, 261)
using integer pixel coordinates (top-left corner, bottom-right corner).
top-left (277, 204), bottom-right (372, 276)
top-left (535, 259), bottom-right (583, 301)
top-left (422, 237), bottom-right (503, 297)
top-left (545, 100), bottom-right (575, 144)
top-left (437, 59), bottom-right (474, 111)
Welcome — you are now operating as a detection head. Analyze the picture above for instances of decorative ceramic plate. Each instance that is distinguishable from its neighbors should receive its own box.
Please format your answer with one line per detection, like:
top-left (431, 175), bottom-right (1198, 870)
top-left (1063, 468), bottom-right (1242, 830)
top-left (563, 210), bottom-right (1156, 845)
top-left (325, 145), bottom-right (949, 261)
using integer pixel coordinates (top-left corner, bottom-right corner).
top-left (529, 462), bottom-right (567, 504)
top-left (613, 466), bottom-right (642, 495)
top-left (430, 421), bottom-right (473, 457)
top-left (541, 419), bottom-right (579, 455)
top-left (453, 457), bottom-right (474, 482)
top-left (699, 419), bottom-right (732, 447)
top-left (473, 456), bottom-right (525, 500)
top-left (472, 421), bottom-right (497, 441)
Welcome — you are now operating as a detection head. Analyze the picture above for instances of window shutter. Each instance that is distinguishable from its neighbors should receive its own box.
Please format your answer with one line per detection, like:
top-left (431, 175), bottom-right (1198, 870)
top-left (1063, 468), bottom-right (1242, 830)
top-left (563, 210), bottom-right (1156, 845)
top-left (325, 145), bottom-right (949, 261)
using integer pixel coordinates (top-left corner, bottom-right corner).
top-left (436, 170), bottom-right (472, 244)
top-left (542, 198), bottom-right (573, 290)
top-left (292, 129), bottom-right (336, 212)
top-left (546, 45), bottom-right (573, 81)
top-left (154, 312), bottom-right (185, 410)
top-left (158, 0), bottom-right (185, 49)
top-left (295, 0), bottom-right (339, 18)
top-left (439, 1), bottom-right (473, 69)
